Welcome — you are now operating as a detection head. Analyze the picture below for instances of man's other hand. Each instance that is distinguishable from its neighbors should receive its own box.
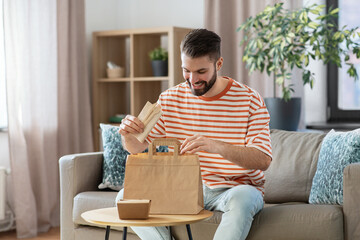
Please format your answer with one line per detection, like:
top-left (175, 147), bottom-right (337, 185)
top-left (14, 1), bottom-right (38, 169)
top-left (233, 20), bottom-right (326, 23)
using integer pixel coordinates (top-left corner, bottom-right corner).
top-left (180, 134), bottom-right (218, 154)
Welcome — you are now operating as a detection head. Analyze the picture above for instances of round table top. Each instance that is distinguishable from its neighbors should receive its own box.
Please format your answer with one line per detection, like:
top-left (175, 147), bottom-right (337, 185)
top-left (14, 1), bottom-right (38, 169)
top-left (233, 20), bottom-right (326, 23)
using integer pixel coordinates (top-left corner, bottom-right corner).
top-left (81, 207), bottom-right (213, 227)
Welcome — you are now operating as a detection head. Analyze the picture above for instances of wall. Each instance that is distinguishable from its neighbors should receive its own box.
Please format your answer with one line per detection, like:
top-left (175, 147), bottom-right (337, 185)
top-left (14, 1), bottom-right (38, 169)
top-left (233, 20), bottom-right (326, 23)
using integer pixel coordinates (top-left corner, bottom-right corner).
top-left (85, 0), bottom-right (204, 76)
top-left (85, 0), bottom-right (204, 36)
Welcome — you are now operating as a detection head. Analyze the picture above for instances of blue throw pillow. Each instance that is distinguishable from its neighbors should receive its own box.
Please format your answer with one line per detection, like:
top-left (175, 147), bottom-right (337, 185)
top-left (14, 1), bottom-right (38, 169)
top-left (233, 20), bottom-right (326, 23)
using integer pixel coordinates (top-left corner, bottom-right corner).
top-left (98, 124), bottom-right (168, 191)
top-left (98, 124), bottom-right (129, 190)
top-left (309, 128), bottom-right (360, 205)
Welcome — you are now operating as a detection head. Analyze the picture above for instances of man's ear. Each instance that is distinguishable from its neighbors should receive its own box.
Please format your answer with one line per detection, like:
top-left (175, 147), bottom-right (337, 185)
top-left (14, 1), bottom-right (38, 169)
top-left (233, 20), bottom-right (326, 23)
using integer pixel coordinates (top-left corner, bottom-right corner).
top-left (216, 57), bottom-right (223, 71)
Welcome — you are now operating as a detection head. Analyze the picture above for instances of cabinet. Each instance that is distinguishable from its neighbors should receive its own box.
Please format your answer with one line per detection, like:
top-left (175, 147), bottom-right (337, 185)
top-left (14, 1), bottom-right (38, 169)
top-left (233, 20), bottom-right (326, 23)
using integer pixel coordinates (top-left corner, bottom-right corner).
top-left (92, 27), bottom-right (192, 150)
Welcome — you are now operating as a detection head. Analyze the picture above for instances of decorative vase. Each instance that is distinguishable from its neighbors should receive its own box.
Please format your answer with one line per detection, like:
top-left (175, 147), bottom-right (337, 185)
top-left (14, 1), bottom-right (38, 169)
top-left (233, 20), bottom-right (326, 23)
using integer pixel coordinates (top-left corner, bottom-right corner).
top-left (151, 60), bottom-right (168, 76)
top-left (264, 97), bottom-right (301, 131)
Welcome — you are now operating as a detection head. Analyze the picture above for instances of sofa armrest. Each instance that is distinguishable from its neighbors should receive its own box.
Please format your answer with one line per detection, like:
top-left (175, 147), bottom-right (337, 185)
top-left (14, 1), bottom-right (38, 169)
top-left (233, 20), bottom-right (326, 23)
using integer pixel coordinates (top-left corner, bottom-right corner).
top-left (59, 152), bottom-right (103, 240)
top-left (343, 162), bottom-right (360, 240)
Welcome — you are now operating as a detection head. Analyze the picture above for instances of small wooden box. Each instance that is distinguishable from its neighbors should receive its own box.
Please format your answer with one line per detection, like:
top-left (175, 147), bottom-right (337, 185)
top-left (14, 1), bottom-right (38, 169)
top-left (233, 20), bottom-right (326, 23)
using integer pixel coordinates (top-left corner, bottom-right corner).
top-left (117, 199), bottom-right (151, 220)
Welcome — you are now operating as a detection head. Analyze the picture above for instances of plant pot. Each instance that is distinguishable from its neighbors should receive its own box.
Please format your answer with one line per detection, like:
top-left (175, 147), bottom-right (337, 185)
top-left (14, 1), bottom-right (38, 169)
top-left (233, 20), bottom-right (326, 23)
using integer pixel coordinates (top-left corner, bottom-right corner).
top-left (264, 97), bottom-right (301, 131)
top-left (151, 60), bottom-right (168, 76)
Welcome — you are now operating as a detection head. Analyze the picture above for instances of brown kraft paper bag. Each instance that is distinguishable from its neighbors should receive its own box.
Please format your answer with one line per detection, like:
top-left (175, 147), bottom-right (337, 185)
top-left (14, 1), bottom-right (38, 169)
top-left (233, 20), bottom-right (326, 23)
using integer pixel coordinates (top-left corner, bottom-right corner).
top-left (123, 138), bottom-right (204, 214)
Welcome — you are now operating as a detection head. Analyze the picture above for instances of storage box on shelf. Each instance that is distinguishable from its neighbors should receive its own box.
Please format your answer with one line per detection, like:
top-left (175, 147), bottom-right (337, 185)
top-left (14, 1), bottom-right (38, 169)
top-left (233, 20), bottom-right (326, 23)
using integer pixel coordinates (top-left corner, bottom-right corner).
top-left (92, 27), bottom-right (192, 150)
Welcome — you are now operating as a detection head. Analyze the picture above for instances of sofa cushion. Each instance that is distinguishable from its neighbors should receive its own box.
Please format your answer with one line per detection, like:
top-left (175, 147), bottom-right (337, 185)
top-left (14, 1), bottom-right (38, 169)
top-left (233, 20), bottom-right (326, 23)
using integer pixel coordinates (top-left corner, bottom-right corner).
top-left (247, 203), bottom-right (344, 240)
top-left (73, 191), bottom-right (137, 235)
top-left (73, 191), bottom-right (118, 225)
top-left (309, 128), bottom-right (360, 205)
top-left (172, 203), bottom-right (343, 240)
top-left (264, 130), bottom-right (326, 203)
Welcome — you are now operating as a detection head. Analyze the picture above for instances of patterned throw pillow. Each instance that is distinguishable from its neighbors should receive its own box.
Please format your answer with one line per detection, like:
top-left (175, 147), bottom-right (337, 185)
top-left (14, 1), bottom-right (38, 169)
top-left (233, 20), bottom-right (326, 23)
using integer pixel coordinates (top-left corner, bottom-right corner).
top-left (309, 128), bottom-right (360, 205)
top-left (98, 124), bottom-right (168, 191)
top-left (98, 124), bottom-right (128, 190)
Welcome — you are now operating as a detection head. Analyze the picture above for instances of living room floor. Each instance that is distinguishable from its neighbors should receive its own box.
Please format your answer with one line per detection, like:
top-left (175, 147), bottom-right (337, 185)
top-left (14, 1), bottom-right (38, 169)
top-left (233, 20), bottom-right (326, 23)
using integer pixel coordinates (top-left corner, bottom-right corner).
top-left (0, 227), bottom-right (60, 240)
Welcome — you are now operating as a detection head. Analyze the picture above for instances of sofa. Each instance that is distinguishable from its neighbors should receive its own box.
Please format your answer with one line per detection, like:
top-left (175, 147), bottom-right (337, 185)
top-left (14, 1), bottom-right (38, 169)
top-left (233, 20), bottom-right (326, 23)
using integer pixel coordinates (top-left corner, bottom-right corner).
top-left (59, 129), bottom-right (360, 240)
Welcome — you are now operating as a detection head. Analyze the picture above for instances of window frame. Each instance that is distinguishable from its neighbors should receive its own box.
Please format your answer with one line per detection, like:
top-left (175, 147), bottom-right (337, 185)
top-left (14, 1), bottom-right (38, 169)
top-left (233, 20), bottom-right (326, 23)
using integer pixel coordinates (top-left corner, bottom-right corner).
top-left (326, 0), bottom-right (360, 122)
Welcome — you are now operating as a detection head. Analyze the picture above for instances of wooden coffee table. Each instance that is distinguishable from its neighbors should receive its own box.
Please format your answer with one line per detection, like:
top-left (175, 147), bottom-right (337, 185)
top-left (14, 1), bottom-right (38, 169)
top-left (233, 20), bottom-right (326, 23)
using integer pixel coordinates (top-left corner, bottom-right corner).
top-left (81, 207), bottom-right (213, 240)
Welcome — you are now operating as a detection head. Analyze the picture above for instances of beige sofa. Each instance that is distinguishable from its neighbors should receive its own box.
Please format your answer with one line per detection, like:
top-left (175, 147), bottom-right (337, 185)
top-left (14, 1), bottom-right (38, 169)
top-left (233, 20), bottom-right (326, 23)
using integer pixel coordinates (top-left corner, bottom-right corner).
top-left (59, 129), bottom-right (360, 240)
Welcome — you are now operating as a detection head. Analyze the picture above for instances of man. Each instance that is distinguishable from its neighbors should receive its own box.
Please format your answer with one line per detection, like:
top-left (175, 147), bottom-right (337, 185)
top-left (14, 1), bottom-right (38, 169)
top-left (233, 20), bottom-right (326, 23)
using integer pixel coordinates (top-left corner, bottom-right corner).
top-left (117, 28), bottom-right (272, 240)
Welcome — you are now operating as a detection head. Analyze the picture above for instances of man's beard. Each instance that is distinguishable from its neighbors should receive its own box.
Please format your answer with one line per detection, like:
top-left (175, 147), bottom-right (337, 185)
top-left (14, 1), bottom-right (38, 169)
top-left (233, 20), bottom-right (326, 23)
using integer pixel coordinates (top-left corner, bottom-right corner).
top-left (187, 69), bottom-right (217, 96)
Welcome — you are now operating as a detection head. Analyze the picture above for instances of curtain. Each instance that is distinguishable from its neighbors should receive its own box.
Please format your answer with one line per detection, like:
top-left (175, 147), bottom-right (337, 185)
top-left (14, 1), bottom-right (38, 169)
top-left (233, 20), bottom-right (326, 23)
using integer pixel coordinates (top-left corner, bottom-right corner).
top-left (57, 0), bottom-right (93, 156)
top-left (204, 0), bottom-right (305, 129)
top-left (4, 0), bottom-right (93, 237)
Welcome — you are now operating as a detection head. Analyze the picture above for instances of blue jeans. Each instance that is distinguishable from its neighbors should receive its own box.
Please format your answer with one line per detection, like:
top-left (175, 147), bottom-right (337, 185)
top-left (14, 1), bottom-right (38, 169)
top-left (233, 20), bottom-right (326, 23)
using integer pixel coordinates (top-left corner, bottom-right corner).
top-left (115, 184), bottom-right (264, 240)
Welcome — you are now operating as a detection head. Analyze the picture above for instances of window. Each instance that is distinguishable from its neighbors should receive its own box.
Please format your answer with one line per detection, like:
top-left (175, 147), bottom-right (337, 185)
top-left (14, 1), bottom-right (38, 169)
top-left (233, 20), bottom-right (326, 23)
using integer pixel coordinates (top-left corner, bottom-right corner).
top-left (0, 0), bottom-right (7, 130)
top-left (327, 0), bottom-right (360, 121)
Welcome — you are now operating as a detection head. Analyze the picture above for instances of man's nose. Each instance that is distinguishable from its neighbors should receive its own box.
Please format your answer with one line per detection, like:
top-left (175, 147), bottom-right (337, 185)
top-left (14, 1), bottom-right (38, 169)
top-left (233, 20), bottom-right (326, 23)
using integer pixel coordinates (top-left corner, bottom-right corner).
top-left (189, 72), bottom-right (198, 83)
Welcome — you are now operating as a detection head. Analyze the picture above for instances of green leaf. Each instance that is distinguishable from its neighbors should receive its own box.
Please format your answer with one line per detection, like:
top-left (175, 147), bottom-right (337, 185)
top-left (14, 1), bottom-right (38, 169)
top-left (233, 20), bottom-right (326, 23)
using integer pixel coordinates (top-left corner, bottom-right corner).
top-left (305, 55), bottom-right (309, 66)
top-left (310, 36), bottom-right (316, 45)
top-left (308, 21), bottom-right (319, 29)
top-left (316, 5), bottom-right (326, 10)
top-left (269, 48), bottom-right (275, 56)
top-left (333, 32), bottom-right (341, 40)
top-left (257, 57), bottom-right (262, 68)
top-left (303, 11), bottom-right (308, 22)
top-left (268, 65), bottom-right (275, 72)
top-left (276, 76), bottom-right (284, 85)
top-left (282, 88), bottom-right (292, 102)
top-left (280, 40), bottom-right (286, 50)
top-left (299, 12), bottom-right (304, 23)
top-left (310, 9), bottom-right (320, 15)
top-left (288, 32), bottom-right (295, 38)
top-left (330, 8), bottom-right (339, 15)
top-left (296, 25), bottom-right (303, 33)
top-left (273, 36), bottom-right (283, 44)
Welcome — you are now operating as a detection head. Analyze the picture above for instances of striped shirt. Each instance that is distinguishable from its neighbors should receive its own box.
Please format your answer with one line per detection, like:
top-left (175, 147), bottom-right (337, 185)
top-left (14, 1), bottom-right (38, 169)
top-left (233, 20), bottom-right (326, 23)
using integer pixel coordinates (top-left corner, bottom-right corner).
top-left (146, 77), bottom-right (272, 194)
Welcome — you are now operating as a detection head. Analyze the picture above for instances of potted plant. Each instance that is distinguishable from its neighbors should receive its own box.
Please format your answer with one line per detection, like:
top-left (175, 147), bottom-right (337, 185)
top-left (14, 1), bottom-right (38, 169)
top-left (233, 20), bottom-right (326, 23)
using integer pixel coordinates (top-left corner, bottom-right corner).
top-left (149, 47), bottom-right (168, 76)
top-left (238, 3), bottom-right (360, 130)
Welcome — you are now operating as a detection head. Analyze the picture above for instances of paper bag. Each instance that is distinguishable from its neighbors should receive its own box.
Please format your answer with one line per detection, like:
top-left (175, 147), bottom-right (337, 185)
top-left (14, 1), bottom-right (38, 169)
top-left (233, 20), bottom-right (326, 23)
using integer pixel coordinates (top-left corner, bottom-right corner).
top-left (123, 138), bottom-right (204, 214)
top-left (132, 101), bottom-right (162, 143)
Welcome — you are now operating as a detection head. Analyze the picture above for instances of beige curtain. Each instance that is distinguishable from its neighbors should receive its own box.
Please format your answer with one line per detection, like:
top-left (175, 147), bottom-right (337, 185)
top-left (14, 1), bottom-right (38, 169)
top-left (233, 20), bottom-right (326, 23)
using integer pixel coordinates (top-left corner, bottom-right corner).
top-left (57, 0), bottom-right (93, 155)
top-left (4, 0), bottom-right (93, 237)
top-left (204, 0), bottom-right (304, 127)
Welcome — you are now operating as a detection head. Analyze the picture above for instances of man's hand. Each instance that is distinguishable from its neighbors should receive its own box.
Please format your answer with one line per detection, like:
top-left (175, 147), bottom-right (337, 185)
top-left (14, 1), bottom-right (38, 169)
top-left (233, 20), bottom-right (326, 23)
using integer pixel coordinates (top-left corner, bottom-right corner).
top-left (180, 134), bottom-right (218, 154)
top-left (180, 134), bottom-right (271, 170)
top-left (118, 115), bottom-right (149, 154)
top-left (119, 115), bottom-right (144, 136)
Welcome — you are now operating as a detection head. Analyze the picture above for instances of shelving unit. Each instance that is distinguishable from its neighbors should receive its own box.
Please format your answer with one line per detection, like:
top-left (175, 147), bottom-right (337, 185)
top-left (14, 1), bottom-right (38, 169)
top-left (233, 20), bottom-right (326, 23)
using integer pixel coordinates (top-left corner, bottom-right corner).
top-left (92, 26), bottom-right (192, 150)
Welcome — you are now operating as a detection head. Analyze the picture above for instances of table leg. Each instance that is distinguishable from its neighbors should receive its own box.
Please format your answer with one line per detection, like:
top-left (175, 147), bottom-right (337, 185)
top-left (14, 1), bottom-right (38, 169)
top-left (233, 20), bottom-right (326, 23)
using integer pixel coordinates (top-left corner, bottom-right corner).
top-left (186, 224), bottom-right (193, 240)
top-left (123, 226), bottom-right (128, 240)
top-left (105, 226), bottom-right (110, 240)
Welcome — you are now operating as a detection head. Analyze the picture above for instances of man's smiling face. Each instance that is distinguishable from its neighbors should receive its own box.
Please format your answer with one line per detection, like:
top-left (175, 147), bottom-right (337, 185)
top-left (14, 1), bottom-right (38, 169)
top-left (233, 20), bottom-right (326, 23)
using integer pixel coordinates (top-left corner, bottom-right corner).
top-left (181, 54), bottom-right (218, 97)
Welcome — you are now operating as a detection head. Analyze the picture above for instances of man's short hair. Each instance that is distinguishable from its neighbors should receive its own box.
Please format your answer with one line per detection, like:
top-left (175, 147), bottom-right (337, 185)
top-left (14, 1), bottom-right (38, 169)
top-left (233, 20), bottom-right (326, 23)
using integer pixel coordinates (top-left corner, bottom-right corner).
top-left (180, 29), bottom-right (221, 62)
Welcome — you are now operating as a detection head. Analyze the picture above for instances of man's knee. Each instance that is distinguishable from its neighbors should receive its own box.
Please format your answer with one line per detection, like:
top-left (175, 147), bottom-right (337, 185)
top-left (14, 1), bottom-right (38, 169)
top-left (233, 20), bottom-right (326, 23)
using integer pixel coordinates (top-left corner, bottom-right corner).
top-left (225, 185), bottom-right (263, 213)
